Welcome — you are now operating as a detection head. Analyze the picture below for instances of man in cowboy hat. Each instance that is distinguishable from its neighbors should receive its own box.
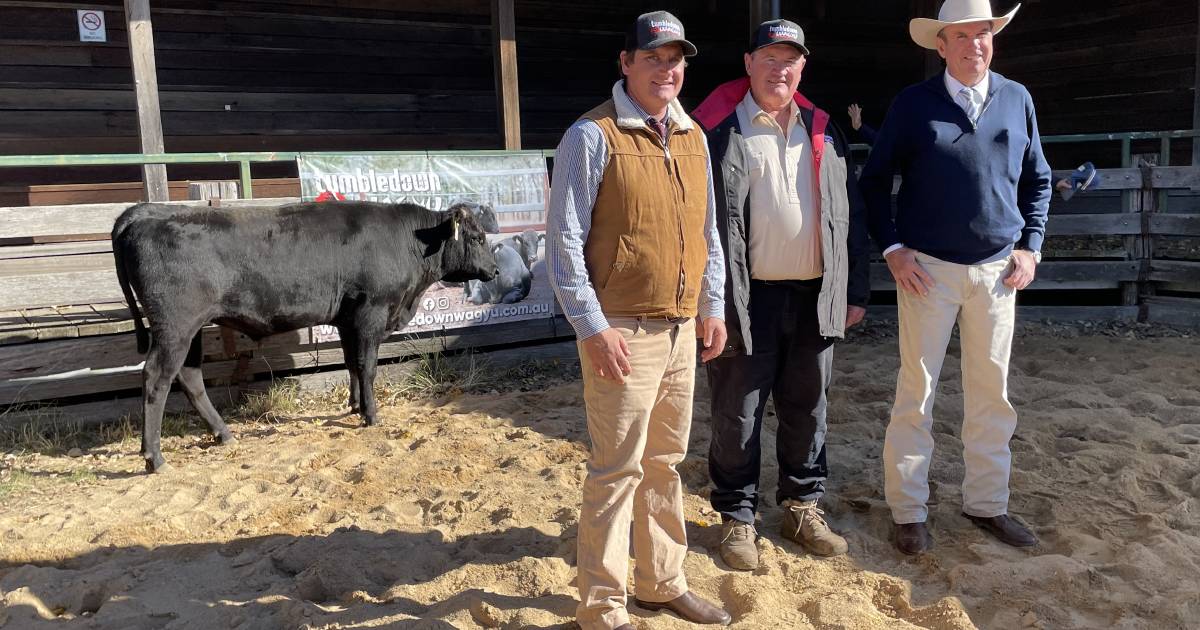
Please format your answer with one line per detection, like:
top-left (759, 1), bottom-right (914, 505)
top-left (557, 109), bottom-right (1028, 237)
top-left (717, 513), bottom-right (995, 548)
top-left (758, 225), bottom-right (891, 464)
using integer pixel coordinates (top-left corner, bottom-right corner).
top-left (546, 9), bottom-right (731, 629)
top-left (690, 19), bottom-right (871, 571)
top-left (859, 0), bottom-right (1051, 555)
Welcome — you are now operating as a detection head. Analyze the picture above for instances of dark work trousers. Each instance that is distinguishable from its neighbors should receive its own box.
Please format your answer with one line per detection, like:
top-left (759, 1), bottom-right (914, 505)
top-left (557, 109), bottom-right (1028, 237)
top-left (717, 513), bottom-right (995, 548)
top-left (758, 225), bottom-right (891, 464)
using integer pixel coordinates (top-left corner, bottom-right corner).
top-left (706, 278), bottom-right (835, 525)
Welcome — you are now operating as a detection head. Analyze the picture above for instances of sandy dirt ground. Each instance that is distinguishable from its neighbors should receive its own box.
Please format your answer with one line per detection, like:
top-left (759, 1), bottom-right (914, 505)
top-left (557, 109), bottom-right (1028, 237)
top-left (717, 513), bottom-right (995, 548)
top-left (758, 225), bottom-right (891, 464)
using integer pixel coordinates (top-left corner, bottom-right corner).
top-left (1, 321), bottom-right (1198, 629)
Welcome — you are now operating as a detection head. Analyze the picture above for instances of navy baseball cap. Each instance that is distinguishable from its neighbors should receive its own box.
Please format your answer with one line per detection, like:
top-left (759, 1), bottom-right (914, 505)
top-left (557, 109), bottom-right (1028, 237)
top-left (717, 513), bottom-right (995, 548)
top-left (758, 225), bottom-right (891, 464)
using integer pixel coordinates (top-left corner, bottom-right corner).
top-left (751, 19), bottom-right (810, 55)
top-left (625, 10), bottom-right (698, 57)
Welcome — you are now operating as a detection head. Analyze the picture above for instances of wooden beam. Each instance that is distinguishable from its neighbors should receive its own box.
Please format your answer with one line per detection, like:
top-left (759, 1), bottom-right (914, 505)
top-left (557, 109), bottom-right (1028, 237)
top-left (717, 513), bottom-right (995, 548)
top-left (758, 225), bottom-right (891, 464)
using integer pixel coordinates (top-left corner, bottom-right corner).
top-left (867, 305), bottom-right (1140, 323)
top-left (870, 261), bottom-right (1142, 291)
top-left (749, 0), bottom-right (769, 30)
top-left (1194, 0), bottom-right (1200, 166)
top-left (1145, 296), bottom-right (1200, 327)
top-left (1045, 212), bottom-right (1200, 238)
top-left (0, 198), bottom-right (296, 243)
top-left (1045, 213), bottom-right (1142, 236)
top-left (1119, 145), bottom-right (1138, 305)
top-left (1150, 260), bottom-right (1200, 285)
top-left (1151, 165), bottom-right (1200, 188)
top-left (123, 0), bottom-right (168, 202)
top-left (1150, 213), bottom-right (1200, 236)
top-left (490, 0), bottom-right (521, 150)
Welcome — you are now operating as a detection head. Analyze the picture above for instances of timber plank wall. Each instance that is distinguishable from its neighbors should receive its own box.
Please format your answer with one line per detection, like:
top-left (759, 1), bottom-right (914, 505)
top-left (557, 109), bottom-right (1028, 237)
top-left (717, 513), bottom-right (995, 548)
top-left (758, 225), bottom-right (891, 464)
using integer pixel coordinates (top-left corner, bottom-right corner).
top-left (0, 0), bottom-right (1195, 196)
top-left (992, 0), bottom-right (1199, 167)
top-left (0, 0), bottom-right (918, 198)
top-left (0, 1), bottom-right (742, 181)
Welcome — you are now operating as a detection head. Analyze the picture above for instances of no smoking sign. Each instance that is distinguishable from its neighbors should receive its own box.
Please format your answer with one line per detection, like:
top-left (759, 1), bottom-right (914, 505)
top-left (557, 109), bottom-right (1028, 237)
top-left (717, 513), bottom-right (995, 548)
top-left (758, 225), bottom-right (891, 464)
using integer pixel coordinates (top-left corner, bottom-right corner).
top-left (77, 9), bottom-right (107, 43)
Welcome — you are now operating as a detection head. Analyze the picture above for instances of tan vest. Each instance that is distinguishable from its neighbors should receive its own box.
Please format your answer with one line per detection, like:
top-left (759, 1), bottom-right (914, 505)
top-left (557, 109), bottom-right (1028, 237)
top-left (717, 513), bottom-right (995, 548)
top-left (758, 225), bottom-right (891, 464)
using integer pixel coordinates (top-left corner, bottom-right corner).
top-left (581, 100), bottom-right (710, 319)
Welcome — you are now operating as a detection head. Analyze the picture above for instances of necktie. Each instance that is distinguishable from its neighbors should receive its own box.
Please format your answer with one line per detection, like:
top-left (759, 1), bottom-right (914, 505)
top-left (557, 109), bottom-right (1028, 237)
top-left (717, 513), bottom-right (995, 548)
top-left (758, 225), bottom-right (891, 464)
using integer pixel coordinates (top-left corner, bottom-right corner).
top-left (647, 117), bottom-right (668, 143)
top-left (958, 87), bottom-right (982, 123)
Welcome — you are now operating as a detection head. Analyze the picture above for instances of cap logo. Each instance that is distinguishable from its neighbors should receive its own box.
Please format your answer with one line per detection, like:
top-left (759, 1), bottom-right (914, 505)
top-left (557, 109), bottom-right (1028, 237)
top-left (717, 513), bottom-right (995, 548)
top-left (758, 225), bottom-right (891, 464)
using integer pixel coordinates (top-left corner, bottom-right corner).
top-left (649, 19), bottom-right (682, 36)
top-left (768, 24), bottom-right (799, 40)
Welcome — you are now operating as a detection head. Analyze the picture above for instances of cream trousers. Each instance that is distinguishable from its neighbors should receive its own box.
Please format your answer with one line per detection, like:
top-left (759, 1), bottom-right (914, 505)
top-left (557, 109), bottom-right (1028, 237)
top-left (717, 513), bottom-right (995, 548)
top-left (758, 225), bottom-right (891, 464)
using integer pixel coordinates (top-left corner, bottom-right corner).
top-left (884, 252), bottom-right (1018, 524)
top-left (575, 317), bottom-right (696, 630)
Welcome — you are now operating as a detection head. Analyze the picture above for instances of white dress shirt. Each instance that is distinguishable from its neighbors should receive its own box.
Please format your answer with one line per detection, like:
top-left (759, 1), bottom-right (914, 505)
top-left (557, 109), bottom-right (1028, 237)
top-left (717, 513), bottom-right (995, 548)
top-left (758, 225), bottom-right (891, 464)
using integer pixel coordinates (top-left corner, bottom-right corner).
top-left (945, 70), bottom-right (989, 124)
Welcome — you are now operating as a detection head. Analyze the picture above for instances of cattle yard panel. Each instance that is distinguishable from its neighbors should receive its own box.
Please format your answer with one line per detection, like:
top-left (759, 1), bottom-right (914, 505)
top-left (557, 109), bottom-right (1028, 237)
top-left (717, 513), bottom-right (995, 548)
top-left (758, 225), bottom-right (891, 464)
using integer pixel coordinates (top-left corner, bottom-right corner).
top-left (0, 309), bottom-right (573, 407)
top-left (0, 144), bottom-right (1198, 414)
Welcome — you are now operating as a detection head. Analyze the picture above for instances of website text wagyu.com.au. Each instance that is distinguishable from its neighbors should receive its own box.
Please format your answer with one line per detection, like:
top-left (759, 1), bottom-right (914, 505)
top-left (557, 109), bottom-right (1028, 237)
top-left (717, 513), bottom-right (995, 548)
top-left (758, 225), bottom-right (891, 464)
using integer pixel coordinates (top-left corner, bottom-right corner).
top-left (410, 300), bottom-right (552, 326)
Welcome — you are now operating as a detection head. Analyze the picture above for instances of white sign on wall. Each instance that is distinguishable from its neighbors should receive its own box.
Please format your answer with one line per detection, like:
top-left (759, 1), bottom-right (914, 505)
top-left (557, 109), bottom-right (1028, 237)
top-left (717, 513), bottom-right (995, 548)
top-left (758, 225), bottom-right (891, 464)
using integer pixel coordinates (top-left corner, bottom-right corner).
top-left (77, 10), bottom-right (107, 42)
top-left (297, 152), bottom-right (554, 335)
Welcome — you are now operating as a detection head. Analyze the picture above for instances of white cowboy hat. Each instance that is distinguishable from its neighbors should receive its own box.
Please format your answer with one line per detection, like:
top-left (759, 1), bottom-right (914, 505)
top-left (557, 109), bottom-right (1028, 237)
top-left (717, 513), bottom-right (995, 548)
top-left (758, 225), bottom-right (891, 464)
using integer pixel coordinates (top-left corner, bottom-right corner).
top-left (909, 0), bottom-right (1020, 50)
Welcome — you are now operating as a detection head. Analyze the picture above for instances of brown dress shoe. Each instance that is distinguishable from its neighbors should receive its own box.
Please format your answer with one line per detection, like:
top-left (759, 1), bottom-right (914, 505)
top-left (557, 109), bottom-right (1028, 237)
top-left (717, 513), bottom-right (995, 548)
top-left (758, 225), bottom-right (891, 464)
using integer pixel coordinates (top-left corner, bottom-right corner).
top-left (634, 591), bottom-right (732, 626)
top-left (894, 521), bottom-right (933, 555)
top-left (963, 513), bottom-right (1038, 547)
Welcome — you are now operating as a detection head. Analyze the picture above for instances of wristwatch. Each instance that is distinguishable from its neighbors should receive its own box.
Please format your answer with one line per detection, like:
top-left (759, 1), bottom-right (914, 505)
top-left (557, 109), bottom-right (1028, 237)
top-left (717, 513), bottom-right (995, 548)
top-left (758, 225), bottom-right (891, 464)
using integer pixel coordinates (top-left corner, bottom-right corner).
top-left (1017, 248), bottom-right (1042, 263)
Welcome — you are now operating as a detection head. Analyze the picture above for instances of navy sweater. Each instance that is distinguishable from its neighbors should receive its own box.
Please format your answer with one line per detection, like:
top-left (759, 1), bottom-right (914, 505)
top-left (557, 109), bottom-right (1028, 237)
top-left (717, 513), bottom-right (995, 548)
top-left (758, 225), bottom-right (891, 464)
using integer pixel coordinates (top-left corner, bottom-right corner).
top-left (860, 72), bottom-right (1051, 264)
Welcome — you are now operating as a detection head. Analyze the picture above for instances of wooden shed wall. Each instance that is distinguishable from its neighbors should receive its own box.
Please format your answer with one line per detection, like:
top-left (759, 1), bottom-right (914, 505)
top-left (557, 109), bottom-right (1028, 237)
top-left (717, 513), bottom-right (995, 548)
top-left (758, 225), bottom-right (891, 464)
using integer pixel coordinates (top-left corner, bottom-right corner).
top-left (775, 0), bottom-right (1199, 166)
top-left (0, 0), bottom-right (751, 194)
top-left (1, 0), bottom-right (505, 159)
top-left (0, 0), bottom-right (1194, 194)
top-left (994, 0), bottom-right (1198, 166)
top-left (996, 0), bottom-right (1196, 136)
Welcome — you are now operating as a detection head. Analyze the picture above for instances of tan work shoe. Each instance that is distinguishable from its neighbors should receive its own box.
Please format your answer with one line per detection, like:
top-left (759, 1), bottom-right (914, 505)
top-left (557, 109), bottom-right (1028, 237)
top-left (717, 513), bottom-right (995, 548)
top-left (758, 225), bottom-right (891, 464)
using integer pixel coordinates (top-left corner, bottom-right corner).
top-left (718, 519), bottom-right (759, 570)
top-left (780, 499), bottom-right (849, 557)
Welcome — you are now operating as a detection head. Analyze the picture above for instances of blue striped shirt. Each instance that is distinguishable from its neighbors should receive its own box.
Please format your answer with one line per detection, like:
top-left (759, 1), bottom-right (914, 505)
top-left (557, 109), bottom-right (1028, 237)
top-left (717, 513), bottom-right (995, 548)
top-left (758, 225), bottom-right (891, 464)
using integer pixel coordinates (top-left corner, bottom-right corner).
top-left (546, 99), bottom-right (726, 340)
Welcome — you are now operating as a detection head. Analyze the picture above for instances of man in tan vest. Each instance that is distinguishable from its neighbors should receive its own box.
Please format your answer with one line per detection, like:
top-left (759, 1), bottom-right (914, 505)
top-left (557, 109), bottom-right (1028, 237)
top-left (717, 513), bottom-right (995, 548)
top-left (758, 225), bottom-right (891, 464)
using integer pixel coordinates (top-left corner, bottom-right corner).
top-left (546, 10), bottom-right (730, 629)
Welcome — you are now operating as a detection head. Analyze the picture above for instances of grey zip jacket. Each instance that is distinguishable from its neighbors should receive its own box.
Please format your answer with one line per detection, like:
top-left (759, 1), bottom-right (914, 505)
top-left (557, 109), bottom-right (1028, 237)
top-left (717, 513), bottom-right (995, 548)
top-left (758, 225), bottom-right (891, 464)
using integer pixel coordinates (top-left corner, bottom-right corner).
top-left (693, 78), bottom-right (871, 354)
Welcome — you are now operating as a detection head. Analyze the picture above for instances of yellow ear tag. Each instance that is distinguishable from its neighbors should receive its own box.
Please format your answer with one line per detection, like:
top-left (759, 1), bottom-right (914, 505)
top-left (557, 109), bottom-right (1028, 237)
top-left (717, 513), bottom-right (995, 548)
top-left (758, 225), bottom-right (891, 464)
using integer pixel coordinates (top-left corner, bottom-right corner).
top-left (453, 218), bottom-right (460, 241)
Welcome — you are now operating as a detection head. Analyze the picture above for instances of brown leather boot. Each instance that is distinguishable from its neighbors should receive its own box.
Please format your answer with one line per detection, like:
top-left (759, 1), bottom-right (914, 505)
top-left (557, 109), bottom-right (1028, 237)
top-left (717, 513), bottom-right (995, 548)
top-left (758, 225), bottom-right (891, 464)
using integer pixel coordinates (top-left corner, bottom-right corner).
top-left (963, 513), bottom-right (1038, 547)
top-left (894, 521), bottom-right (933, 555)
top-left (634, 591), bottom-right (732, 626)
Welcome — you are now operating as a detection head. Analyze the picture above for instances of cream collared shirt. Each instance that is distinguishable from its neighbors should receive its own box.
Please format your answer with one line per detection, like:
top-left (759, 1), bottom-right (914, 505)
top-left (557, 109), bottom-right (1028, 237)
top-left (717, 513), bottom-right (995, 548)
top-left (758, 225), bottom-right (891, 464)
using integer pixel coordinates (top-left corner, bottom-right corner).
top-left (736, 90), bottom-right (822, 281)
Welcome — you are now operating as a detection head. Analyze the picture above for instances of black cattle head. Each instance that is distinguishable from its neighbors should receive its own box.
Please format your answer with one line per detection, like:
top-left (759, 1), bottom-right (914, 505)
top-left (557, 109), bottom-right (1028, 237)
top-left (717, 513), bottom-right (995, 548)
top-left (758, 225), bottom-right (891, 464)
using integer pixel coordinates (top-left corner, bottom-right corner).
top-left (438, 204), bottom-right (497, 283)
top-left (516, 229), bottom-right (544, 269)
top-left (446, 201), bottom-right (500, 234)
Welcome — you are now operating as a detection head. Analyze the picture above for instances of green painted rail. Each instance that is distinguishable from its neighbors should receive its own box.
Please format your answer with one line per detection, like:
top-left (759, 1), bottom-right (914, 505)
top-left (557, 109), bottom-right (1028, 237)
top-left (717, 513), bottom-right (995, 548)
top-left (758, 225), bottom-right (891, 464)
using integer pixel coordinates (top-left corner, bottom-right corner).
top-left (0, 149), bottom-right (553, 200)
top-left (0, 131), bottom-right (1194, 200)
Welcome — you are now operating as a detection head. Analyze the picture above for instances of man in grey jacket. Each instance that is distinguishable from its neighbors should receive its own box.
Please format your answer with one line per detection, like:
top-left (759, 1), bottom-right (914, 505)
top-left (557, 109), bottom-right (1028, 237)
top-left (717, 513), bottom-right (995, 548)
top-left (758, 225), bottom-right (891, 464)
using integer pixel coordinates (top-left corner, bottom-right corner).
top-left (691, 19), bottom-right (871, 571)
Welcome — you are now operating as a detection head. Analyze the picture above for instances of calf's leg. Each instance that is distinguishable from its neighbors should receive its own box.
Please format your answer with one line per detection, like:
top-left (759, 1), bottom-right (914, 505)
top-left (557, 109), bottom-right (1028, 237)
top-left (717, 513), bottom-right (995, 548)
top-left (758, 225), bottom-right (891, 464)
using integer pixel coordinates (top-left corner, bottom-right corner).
top-left (357, 335), bottom-right (383, 426)
top-left (337, 324), bottom-right (361, 413)
top-left (350, 308), bottom-right (388, 427)
top-left (176, 332), bottom-right (236, 445)
top-left (141, 332), bottom-right (192, 473)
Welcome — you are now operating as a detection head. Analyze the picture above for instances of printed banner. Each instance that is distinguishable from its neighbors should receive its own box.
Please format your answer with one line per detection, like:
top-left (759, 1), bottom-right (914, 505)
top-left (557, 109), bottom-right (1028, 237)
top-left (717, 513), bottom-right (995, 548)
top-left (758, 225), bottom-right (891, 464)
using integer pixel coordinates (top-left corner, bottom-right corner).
top-left (296, 152), bottom-right (553, 337)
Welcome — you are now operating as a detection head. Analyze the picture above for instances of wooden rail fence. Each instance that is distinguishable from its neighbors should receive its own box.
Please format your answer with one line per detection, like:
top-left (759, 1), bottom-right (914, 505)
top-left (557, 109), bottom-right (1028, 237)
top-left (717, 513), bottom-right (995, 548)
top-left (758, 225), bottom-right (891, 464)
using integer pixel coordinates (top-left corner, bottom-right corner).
top-left (0, 165), bottom-right (1197, 410)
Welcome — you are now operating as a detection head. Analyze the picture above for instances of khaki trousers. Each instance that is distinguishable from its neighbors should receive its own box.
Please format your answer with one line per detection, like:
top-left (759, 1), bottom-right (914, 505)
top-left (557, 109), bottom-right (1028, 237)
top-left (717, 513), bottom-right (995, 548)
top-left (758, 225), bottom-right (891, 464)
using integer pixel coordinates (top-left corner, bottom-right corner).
top-left (884, 252), bottom-right (1018, 524)
top-left (575, 317), bottom-right (695, 630)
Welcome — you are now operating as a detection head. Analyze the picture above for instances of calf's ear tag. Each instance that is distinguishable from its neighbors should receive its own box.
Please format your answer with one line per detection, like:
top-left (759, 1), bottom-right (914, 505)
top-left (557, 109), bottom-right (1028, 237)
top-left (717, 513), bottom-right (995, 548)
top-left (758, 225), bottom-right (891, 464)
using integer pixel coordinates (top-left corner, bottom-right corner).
top-left (453, 218), bottom-right (461, 241)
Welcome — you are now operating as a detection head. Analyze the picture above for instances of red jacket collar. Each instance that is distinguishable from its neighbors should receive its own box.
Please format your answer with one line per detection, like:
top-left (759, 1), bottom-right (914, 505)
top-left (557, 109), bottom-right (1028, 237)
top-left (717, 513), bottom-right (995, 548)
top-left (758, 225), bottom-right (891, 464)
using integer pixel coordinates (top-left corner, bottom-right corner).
top-left (692, 77), bottom-right (817, 131)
